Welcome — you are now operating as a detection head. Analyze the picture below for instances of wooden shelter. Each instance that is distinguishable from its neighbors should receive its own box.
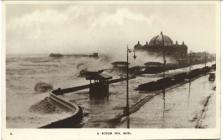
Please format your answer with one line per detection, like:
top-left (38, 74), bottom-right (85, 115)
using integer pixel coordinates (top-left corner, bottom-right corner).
top-left (86, 72), bottom-right (112, 99)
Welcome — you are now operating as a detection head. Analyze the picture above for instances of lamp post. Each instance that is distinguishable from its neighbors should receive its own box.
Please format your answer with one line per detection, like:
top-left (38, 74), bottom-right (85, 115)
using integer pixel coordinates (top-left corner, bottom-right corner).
top-left (126, 45), bottom-right (136, 128)
top-left (188, 51), bottom-right (192, 106)
top-left (126, 45), bottom-right (130, 128)
top-left (160, 32), bottom-right (166, 79)
top-left (133, 47), bottom-right (137, 60)
top-left (204, 52), bottom-right (207, 67)
top-left (189, 51), bottom-right (192, 73)
top-left (160, 32), bottom-right (166, 116)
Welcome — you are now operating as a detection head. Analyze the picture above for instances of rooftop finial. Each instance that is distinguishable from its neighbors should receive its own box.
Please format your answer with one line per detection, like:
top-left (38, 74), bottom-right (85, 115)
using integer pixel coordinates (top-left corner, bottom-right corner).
top-left (182, 41), bottom-right (184, 45)
top-left (138, 41), bottom-right (140, 44)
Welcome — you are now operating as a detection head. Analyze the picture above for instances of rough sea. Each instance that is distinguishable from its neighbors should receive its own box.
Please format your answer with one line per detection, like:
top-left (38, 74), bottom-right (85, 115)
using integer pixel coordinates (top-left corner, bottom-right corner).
top-left (6, 54), bottom-right (216, 128)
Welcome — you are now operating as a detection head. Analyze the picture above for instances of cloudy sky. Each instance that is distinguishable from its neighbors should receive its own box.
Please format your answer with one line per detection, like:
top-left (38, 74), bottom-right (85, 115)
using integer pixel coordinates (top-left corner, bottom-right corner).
top-left (6, 2), bottom-right (219, 55)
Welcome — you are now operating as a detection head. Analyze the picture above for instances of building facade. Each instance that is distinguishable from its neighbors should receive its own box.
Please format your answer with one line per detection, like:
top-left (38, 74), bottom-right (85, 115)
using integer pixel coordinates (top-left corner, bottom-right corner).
top-left (134, 32), bottom-right (188, 64)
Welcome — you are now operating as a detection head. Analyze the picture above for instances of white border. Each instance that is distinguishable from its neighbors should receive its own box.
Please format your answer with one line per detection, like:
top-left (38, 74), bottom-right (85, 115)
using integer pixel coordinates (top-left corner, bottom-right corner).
top-left (1, 1), bottom-right (221, 140)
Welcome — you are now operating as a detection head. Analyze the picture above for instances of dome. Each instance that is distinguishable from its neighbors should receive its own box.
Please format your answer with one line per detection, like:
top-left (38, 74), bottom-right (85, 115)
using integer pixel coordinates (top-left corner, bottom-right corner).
top-left (134, 41), bottom-right (143, 48)
top-left (149, 32), bottom-right (173, 46)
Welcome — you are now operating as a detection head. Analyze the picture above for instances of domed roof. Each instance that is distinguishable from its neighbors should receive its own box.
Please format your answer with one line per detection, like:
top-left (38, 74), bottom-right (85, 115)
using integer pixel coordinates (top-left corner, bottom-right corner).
top-left (134, 41), bottom-right (143, 48)
top-left (149, 32), bottom-right (173, 46)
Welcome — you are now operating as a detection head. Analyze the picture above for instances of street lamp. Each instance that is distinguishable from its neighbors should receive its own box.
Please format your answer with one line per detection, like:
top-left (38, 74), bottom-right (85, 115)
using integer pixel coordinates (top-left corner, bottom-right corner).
top-left (160, 32), bottom-right (166, 117)
top-left (188, 51), bottom-right (192, 106)
top-left (133, 48), bottom-right (137, 60)
top-left (126, 45), bottom-right (137, 128)
top-left (204, 51), bottom-right (207, 67)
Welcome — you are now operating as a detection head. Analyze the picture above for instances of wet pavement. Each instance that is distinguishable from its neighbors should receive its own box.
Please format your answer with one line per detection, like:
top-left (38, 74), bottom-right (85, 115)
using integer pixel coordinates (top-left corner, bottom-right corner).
top-left (118, 75), bottom-right (216, 128)
top-left (63, 63), bottom-right (216, 128)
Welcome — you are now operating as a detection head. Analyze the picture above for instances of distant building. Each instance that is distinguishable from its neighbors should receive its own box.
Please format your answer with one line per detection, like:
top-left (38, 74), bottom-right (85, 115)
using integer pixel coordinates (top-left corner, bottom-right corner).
top-left (134, 32), bottom-right (188, 64)
top-left (190, 52), bottom-right (215, 64)
top-left (112, 61), bottom-right (129, 68)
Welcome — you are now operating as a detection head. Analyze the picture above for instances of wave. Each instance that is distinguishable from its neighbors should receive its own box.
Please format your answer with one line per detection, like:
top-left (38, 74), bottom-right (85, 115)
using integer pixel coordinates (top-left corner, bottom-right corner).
top-left (29, 97), bottom-right (71, 114)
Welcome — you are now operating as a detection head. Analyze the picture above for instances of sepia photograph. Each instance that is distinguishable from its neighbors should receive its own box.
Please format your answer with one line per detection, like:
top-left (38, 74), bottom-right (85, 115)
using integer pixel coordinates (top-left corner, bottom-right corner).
top-left (2, 0), bottom-right (221, 139)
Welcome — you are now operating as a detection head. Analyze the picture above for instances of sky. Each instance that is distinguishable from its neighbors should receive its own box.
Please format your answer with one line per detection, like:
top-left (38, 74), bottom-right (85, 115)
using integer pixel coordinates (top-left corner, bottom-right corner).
top-left (5, 2), bottom-right (219, 55)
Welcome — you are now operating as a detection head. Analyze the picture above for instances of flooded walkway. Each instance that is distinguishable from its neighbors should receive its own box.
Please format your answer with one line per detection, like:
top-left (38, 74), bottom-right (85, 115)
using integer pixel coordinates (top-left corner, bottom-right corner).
top-left (62, 63), bottom-right (215, 128)
top-left (118, 75), bottom-right (216, 128)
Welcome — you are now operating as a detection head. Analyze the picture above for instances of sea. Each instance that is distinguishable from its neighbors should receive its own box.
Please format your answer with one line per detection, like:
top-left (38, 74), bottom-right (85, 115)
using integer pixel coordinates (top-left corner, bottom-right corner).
top-left (6, 54), bottom-right (216, 128)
